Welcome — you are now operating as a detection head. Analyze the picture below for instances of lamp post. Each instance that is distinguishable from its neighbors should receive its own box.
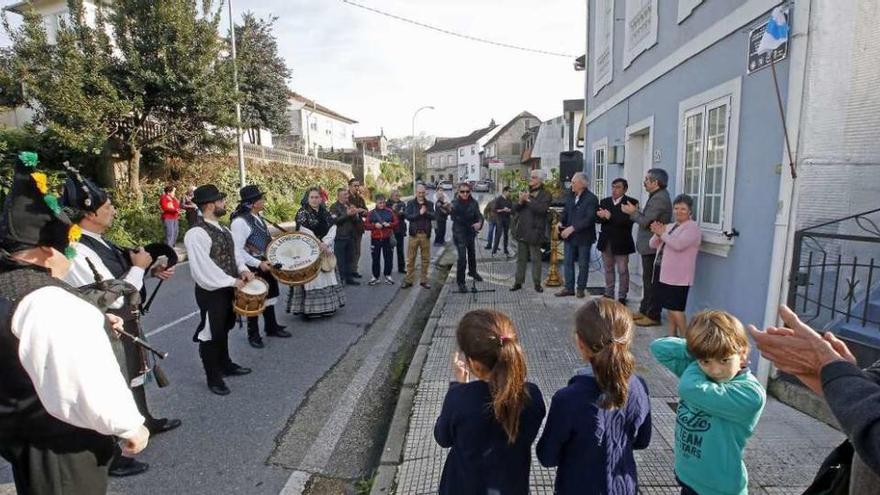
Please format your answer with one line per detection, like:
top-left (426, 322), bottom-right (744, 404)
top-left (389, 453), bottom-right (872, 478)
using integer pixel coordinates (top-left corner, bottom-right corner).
top-left (228, 0), bottom-right (246, 188)
top-left (411, 105), bottom-right (434, 193)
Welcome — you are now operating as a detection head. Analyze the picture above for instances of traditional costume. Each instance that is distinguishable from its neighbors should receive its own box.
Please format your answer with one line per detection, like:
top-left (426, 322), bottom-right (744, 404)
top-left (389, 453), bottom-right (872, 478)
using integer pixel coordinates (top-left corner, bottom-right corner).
top-left (287, 200), bottom-right (345, 318)
top-left (60, 171), bottom-right (181, 476)
top-left (230, 185), bottom-right (291, 348)
top-left (183, 184), bottom-right (252, 396)
top-left (0, 152), bottom-right (144, 494)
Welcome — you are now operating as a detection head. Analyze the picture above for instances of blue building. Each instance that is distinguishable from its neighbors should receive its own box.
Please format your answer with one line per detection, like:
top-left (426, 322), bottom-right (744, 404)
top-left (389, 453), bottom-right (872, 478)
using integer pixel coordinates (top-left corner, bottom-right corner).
top-left (583, 0), bottom-right (880, 386)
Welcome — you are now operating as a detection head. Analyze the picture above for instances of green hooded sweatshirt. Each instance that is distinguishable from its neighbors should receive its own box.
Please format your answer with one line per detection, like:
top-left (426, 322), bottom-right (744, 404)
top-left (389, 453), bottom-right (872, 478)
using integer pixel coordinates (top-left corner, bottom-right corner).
top-left (650, 337), bottom-right (766, 495)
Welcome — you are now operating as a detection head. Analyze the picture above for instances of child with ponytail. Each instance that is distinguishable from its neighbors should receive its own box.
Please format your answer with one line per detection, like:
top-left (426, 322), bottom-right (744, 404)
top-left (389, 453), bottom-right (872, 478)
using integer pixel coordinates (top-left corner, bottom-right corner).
top-left (434, 309), bottom-right (546, 495)
top-left (537, 298), bottom-right (652, 494)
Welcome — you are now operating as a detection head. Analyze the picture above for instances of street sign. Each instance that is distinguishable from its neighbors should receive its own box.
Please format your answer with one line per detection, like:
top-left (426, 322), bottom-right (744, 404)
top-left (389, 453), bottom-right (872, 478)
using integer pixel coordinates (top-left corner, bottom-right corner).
top-left (488, 159), bottom-right (505, 170)
top-left (747, 20), bottom-right (788, 74)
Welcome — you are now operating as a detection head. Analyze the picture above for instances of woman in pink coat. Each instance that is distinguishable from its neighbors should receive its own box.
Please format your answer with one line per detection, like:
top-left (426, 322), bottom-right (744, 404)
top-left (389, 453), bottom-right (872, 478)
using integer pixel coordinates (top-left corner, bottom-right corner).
top-left (648, 194), bottom-right (701, 336)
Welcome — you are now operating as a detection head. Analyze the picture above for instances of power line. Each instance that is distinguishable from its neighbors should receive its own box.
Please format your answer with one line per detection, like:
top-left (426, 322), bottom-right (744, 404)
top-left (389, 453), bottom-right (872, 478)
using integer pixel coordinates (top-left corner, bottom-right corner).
top-left (341, 0), bottom-right (576, 59)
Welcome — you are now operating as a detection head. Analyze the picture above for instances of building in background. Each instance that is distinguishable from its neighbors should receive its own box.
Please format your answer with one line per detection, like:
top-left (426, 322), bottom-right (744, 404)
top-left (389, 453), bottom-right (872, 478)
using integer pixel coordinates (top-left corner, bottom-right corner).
top-left (530, 99), bottom-right (586, 175)
top-left (354, 130), bottom-right (389, 158)
top-left (482, 111), bottom-right (539, 185)
top-left (425, 121), bottom-right (496, 183)
top-left (275, 92), bottom-right (357, 154)
top-left (583, 0), bottom-right (880, 396)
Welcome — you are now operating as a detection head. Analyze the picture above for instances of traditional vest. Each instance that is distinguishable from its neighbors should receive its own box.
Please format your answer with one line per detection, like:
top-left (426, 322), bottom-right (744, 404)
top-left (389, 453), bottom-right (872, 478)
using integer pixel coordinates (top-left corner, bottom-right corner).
top-left (241, 213), bottom-right (271, 257)
top-left (0, 262), bottom-right (99, 442)
top-left (198, 221), bottom-right (238, 279)
top-left (76, 235), bottom-right (142, 323)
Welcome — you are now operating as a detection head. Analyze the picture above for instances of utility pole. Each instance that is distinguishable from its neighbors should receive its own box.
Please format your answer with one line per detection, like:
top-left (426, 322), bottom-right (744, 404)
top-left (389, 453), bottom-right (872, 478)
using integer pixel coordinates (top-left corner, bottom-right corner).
top-left (229, 0), bottom-right (246, 188)
top-left (411, 105), bottom-right (434, 193)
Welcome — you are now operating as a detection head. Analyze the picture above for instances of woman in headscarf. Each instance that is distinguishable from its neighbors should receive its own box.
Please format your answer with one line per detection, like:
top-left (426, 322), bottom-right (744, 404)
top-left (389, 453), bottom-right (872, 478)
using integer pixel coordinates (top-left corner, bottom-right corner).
top-left (287, 187), bottom-right (346, 318)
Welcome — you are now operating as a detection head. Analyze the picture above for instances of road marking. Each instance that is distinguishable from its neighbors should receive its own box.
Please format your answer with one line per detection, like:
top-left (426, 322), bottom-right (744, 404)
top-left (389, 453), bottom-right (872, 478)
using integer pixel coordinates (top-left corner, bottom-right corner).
top-left (145, 310), bottom-right (199, 338)
top-left (280, 284), bottom-right (423, 494)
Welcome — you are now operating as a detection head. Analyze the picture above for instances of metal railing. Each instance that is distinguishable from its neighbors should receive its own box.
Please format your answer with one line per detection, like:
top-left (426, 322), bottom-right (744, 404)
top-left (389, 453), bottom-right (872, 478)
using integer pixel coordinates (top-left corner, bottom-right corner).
top-left (786, 208), bottom-right (880, 330)
top-left (240, 143), bottom-right (352, 176)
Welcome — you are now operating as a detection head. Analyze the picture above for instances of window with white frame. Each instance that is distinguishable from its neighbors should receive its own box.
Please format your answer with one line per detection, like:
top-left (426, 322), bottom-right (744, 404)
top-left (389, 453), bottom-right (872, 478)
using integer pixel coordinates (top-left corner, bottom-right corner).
top-left (677, 77), bottom-right (741, 253)
top-left (593, 146), bottom-right (607, 196)
top-left (471, 146), bottom-right (475, 155)
top-left (459, 149), bottom-right (464, 157)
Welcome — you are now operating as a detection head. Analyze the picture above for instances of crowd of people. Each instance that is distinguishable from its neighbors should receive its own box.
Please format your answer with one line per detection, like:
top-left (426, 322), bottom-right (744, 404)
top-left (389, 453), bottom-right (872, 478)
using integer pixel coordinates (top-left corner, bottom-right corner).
top-left (1, 151), bottom-right (876, 494)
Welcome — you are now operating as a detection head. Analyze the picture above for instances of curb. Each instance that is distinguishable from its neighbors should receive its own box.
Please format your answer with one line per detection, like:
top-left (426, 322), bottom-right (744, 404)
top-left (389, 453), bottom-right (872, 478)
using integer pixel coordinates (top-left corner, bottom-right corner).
top-left (370, 245), bottom-right (453, 495)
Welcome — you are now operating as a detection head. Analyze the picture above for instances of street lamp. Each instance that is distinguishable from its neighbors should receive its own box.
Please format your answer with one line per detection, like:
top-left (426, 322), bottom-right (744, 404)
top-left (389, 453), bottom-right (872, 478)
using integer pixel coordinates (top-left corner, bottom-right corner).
top-left (228, 0), bottom-right (246, 188)
top-left (411, 105), bottom-right (434, 193)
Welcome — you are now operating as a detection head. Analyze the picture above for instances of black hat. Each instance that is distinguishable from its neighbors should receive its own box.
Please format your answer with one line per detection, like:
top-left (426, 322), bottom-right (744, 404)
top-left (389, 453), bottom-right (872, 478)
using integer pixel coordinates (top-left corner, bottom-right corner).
top-left (192, 184), bottom-right (226, 205)
top-left (60, 166), bottom-right (109, 213)
top-left (239, 185), bottom-right (265, 204)
top-left (0, 152), bottom-right (79, 257)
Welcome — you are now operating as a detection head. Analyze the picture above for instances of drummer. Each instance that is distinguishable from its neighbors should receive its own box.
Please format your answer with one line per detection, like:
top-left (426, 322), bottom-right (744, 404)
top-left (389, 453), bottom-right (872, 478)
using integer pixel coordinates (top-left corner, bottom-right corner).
top-left (61, 171), bottom-right (182, 476)
top-left (230, 185), bottom-right (292, 349)
top-left (184, 184), bottom-right (254, 396)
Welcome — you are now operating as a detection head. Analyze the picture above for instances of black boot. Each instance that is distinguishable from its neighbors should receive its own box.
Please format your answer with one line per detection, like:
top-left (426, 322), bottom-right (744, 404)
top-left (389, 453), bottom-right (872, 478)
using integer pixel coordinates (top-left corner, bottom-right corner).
top-left (264, 306), bottom-right (291, 338)
top-left (199, 342), bottom-right (229, 395)
top-left (247, 317), bottom-right (264, 348)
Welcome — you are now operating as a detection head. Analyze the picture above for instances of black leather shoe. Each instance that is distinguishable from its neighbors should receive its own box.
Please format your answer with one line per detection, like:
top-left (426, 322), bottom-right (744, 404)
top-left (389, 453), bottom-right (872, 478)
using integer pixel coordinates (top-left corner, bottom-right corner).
top-left (266, 328), bottom-right (292, 338)
top-left (109, 457), bottom-right (149, 477)
top-left (534, 285), bottom-right (544, 293)
top-left (398, 269), bottom-right (406, 274)
top-left (510, 284), bottom-right (522, 292)
top-left (248, 337), bottom-right (264, 349)
top-left (146, 418), bottom-right (182, 436)
top-left (618, 297), bottom-right (628, 305)
top-left (223, 364), bottom-right (252, 376)
top-left (351, 272), bottom-right (363, 279)
top-left (469, 273), bottom-right (483, 282)
top-left (458, 283), bottom-right (468, 293)
top-left (346, 279), bottom-right (361, 286)
top-left (208, 383), bottom-right (230, 396)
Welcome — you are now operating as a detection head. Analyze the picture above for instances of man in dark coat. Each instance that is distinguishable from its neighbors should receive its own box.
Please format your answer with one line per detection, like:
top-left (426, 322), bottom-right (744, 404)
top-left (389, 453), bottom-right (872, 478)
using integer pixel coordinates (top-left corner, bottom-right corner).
top-left (492, 187), bottom-right (513, 256)
top-left (347, 178), bottom-right (368, 278)
top-left (403, 184), bottom-right (435, 289)
top-left (511, 170), bottom-right (552, 293)
top-left (621, 168), bottom-right (672, 326)
top-left (451, 183), bottom-right (484, 293)
top-left (556, 172), bottom-right (598, 298)
top-left (596, 177), bottom-right (638, 304)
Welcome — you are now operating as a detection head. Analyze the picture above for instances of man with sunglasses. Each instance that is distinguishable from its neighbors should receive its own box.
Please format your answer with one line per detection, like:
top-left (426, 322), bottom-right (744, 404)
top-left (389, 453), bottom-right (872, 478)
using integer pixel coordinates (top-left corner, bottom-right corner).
top-left (450, 184), bottom-right (483, 293)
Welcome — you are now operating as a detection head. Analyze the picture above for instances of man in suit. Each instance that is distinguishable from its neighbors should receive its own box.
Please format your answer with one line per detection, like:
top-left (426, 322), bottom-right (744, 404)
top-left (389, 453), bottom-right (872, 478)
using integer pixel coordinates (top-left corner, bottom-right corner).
top-left (596, 178), bottom-right (637, 305)
top-left (621, 168), bottom-right (672, 326)
top-left (556, 172), bottom-right (599, 298)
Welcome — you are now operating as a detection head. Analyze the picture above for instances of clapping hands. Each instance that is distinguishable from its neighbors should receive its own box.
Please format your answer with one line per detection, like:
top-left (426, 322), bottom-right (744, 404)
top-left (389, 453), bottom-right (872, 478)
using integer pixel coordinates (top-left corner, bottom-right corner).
top-left (620, 201), bottom-right (637, 215)
top-left (649, 221), bottom-right (666, 236)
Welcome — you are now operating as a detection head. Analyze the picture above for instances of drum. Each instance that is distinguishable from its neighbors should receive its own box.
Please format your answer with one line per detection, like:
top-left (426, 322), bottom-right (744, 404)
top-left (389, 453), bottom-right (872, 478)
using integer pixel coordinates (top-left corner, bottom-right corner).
top-left (266, 232), bottom-right (322, 286)
top-left (234, 277), bottom-right (269, 317)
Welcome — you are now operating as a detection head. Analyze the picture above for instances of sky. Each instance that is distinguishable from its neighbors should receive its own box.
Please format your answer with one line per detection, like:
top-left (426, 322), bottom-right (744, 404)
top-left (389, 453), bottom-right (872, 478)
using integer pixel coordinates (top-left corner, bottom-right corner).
top-left (0, 0), bottom-right (586, 139)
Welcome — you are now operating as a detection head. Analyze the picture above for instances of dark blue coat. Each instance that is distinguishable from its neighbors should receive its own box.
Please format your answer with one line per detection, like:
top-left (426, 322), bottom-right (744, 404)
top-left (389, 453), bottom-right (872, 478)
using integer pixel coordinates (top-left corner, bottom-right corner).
top-left (434, 381), bottom-right (546, 495)
top-left (560, 190), bottom-right (599, 246)
top-left (537, 372), bottom-right (652, 495)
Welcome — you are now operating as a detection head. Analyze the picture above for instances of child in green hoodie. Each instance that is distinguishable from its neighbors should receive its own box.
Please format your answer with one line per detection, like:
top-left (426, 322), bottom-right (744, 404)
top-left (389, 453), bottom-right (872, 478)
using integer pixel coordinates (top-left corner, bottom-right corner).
top-left (650, 310), bottom-right (766, 495)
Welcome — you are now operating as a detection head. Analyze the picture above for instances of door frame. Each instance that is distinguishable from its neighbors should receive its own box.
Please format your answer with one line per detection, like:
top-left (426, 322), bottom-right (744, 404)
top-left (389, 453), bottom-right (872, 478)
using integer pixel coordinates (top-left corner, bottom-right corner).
top-left (623, 116), bottom-right (654, 295)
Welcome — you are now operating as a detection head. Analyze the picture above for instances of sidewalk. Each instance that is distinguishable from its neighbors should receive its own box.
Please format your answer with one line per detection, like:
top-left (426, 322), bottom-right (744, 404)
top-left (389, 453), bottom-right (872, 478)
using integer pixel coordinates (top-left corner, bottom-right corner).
top-left (382, 241), bottom-right (844, 494)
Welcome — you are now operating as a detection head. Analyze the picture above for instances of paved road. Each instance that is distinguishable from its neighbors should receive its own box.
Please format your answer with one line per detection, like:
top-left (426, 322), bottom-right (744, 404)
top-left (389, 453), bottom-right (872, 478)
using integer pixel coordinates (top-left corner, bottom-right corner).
top-left (0, 232), bottom-right (409, 495)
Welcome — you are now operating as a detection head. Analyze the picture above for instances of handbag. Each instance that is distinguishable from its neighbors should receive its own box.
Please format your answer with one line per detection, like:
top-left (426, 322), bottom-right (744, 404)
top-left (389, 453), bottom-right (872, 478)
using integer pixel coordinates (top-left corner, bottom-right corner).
top-left (803, 440), bottom-right (853, 495)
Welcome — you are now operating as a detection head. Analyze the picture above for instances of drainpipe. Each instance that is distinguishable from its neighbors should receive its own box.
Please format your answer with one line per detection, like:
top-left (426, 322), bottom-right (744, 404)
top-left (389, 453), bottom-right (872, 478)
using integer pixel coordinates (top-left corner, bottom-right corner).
top-left (758, 0), bottom-right (812, 386)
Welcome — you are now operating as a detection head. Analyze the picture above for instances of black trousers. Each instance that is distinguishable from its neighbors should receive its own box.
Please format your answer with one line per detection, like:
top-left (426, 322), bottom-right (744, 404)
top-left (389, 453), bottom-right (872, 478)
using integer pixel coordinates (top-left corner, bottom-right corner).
top-left (371, 238), bottom-right (393, 278)
top-left (194, 286), bottom-right (236, 386)
top-left (640, 254), bottom-right (661, 320)
top-left (393, 232), bottom-right (406, 272)
top-left (434, 217), bottom-right (447, 244)
top-left (454, 232), bottom-right (477, 285)
top-left (0, 433), bottom-right (114, 495)
top-left (493, 217), bottom-right (510, 253)
top-left (335, 237), bottom-right (353, 282)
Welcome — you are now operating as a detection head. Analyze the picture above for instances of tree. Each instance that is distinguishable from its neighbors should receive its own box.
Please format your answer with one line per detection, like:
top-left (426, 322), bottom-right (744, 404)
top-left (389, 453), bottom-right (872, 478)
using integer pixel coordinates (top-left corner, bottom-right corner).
top-left (3, 0), bottom-right (237, 201)
top-left (232, 13), bottom-right (292, 136)
top-left (388, 133), bottom-right (434, 181)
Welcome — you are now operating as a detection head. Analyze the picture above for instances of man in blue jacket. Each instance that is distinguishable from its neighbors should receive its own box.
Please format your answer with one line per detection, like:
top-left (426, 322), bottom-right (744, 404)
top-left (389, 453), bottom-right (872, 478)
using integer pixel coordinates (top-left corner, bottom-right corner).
top-left (556, 172), bottom-right (598, 298)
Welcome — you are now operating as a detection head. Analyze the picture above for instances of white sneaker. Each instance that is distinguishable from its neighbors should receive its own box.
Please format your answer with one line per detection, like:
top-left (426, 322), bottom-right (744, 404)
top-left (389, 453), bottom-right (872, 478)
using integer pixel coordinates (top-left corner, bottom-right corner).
top-left (368, 277), bottom-right (379, 286)
top-left (384, 276), bottom-right (395, 285)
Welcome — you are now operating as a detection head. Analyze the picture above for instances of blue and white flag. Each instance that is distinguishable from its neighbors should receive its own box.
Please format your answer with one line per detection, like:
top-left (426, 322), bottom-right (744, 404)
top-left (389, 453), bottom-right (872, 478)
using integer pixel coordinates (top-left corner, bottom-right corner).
top-left (757, 6), bottom-right (790, 54)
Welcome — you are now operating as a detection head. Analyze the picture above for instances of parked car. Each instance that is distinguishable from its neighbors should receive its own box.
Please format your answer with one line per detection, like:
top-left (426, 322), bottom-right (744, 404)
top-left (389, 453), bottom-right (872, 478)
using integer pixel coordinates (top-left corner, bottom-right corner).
top-left (424, 181), bottom-right (437, 189)
top-left (473, 180), bottom-right (490, 192)
top-left (438, 180), bottom-right (454, 191)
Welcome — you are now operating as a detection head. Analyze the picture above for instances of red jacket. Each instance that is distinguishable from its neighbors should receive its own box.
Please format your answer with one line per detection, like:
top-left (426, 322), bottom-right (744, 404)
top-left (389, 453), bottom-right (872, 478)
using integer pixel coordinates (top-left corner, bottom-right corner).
top-left (364, 206), bottom-right (398, 240)
top-left (160, 193), bottom-right (180, 221)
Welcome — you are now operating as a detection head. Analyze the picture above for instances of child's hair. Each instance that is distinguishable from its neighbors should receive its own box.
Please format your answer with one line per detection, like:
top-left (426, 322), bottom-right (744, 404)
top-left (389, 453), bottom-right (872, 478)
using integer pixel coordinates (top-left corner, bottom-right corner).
top-left (574, 299), bottom-right (635, 409)
top-left (456, 309), bottom-right (529, 445)
top-left (685, 310), bottom-right (749, 360)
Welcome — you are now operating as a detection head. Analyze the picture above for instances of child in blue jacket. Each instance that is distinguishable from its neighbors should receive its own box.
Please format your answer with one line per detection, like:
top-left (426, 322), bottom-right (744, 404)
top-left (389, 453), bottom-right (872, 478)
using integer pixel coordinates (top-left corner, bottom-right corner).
top-left (537, 298), bottom-right (652, 494)
top-left (650, 310), bottom-right (766, 495)
top-left (434, 309), bottom-right (546, 495)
